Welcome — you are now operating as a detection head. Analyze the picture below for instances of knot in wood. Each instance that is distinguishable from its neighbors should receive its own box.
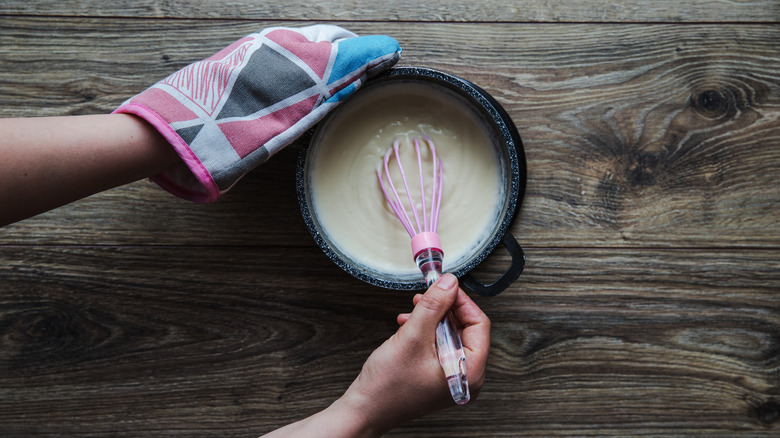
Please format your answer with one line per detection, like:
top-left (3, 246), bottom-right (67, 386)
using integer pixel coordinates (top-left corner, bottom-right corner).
top-left (754, 400), bottom-right (780, 426)
top-left (626, 151), bottom-right (660, 188)
top-left (691, 88), bottom-right (731, 119)
top-left (19, 307), bottom-right (75, 344)
top-left (4, 303), bottom-right (109, 371)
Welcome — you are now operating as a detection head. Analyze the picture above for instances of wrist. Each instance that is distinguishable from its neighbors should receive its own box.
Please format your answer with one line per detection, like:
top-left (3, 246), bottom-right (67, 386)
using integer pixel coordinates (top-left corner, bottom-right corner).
top-left (261, 390), bottom-right (383, 438)
top-left (325, 390), bottom-right (384, 438)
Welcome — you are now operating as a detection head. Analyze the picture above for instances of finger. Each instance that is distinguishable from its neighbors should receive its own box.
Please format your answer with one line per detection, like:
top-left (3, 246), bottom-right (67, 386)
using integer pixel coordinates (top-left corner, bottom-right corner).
top-left (450, 289), bottom-right (491, 382)
top-left (451, 288), bottom-right (490, 330)
top-left (453, 290), bottom-right (491, 348)
top-left (401, 273), bottom-right (459, 335)
top-left (397, 293), bottom-right (424, 326)
top-left (396, 312), bottom-right (411, 326)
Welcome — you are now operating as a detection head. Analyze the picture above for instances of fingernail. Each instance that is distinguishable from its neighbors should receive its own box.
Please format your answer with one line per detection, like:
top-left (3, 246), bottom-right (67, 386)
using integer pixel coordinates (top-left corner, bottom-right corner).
top-left (436, 273), bottom-right (457, 290)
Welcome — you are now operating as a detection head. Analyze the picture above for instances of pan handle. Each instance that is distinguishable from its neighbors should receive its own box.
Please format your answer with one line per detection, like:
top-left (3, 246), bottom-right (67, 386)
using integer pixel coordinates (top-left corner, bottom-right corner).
top-left (461, 232), bottom-right (525, 297)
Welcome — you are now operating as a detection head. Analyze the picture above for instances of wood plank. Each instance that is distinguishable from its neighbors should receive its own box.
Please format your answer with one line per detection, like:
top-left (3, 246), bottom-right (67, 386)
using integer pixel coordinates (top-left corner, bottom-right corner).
top-left (1, 19), bottom-right (778, 248)
top-left (0, 246), bottom-right (777, 435)
top-left (2, 0), bottom-right (779, 23)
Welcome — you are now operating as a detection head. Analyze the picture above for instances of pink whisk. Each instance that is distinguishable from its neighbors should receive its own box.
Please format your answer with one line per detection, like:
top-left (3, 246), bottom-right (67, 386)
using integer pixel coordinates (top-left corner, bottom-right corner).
top-left (376, 136), bottom-right (470, 405)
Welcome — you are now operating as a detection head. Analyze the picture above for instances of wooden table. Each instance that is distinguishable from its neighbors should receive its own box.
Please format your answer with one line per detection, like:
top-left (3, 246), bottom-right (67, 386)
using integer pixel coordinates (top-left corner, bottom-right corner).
top-left (1, 1), bottom-right (778, 436)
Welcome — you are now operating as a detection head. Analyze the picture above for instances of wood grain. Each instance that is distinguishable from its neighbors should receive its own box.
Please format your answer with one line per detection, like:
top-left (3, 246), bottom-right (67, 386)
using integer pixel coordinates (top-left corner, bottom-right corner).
top-left (0, 246), bottom-right (777, 436)
top-left (0, 19), bottom-right (778, 248)
top-left (2, 0), bottom-right (779, 22)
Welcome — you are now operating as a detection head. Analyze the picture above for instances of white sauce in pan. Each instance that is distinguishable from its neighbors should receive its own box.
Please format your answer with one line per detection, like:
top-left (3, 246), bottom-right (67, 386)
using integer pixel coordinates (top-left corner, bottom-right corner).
top-left (309, 81), bottom-right (503, 279)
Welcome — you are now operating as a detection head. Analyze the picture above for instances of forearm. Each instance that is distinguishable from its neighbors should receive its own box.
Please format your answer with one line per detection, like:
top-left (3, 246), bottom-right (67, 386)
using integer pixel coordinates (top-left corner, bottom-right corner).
top-left (0, 113), bottom-right (179, 226)
top-left (261, 392), bottom-right (381, 438)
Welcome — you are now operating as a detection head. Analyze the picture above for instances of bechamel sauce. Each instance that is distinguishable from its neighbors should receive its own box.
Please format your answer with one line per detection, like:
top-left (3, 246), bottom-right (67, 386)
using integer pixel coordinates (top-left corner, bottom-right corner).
top-left (309, 81), bottom-right (503, 279)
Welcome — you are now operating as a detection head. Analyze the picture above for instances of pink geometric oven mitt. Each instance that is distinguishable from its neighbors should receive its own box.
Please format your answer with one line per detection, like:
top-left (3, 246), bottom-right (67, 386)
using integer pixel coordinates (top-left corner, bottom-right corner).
top-left (114, 25), bottom-right (401, 202)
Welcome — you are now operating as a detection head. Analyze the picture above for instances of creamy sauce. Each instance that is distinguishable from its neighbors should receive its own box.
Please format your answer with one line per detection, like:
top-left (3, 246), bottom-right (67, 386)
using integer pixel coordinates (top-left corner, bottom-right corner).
top-left (309, 81), bottom-right (503, 279)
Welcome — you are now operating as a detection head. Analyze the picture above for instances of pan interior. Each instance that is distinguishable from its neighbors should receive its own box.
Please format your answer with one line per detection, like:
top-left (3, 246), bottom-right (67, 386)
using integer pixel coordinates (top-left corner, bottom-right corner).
top-left (305, 79), bottom-right (507, 284)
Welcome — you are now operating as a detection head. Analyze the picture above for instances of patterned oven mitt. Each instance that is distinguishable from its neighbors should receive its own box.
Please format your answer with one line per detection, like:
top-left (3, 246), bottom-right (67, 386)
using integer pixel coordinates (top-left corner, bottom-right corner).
top-left (114, 25), bottom-right (401, 202)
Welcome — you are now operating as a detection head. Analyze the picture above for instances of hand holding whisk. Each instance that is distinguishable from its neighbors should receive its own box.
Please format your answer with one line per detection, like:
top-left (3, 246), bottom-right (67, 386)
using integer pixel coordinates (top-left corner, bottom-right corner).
top-left (376, 136), bottom-right (470, 405)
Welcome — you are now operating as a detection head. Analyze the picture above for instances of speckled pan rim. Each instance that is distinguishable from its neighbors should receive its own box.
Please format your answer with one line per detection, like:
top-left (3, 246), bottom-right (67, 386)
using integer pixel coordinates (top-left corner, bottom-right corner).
top-left (296, 67), bottom-right (526, 290)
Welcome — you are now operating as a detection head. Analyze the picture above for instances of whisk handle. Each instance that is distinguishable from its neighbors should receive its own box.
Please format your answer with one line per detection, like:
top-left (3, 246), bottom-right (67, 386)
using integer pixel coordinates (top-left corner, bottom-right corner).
top-left (437, 311), bottom-right (470, 404)
top-left (417, 248), bottom-right (471, 405)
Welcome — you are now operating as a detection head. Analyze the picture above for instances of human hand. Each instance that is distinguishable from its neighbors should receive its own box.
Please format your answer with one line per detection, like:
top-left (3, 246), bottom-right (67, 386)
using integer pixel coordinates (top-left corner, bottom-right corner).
top-left (261, 273), bottom-right (490, 437)
top-left (115, 25), bottom-right (401, 203)
top-left (340, 273), bottom-right (491, 435)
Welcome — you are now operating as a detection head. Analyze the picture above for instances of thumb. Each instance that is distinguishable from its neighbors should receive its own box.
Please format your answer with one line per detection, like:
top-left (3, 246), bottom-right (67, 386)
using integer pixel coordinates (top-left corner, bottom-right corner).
top-left (347, 35), bottom-right (403, 77)
top-left (403, 274), bottom-right (459, 335)
top-left (329, 32), bottom-right (401, 83)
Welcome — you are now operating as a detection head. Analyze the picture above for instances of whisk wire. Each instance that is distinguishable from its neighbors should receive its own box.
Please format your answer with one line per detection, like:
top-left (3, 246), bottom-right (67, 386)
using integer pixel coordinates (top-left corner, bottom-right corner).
top-left (394, 140), bottom-right (424, 236)
top-left (377, 136), bottom-right (443, 238)
top-left (415, 138), bottom-right (428, 233)
top-left (425, 137), bottom-right (444, 232)
top-left (378, 146), bottom-right (415, 237)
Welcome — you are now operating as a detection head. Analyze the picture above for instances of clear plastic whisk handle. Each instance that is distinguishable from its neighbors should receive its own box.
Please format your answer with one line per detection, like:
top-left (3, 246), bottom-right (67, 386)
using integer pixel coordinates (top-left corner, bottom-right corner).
top-left (416, 248), bottom-right (471, 405)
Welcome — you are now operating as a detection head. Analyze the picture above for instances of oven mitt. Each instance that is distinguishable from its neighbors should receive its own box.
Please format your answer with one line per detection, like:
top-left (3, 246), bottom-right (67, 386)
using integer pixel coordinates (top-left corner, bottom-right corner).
top-left (114, 24), bottom-right (401, 202)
